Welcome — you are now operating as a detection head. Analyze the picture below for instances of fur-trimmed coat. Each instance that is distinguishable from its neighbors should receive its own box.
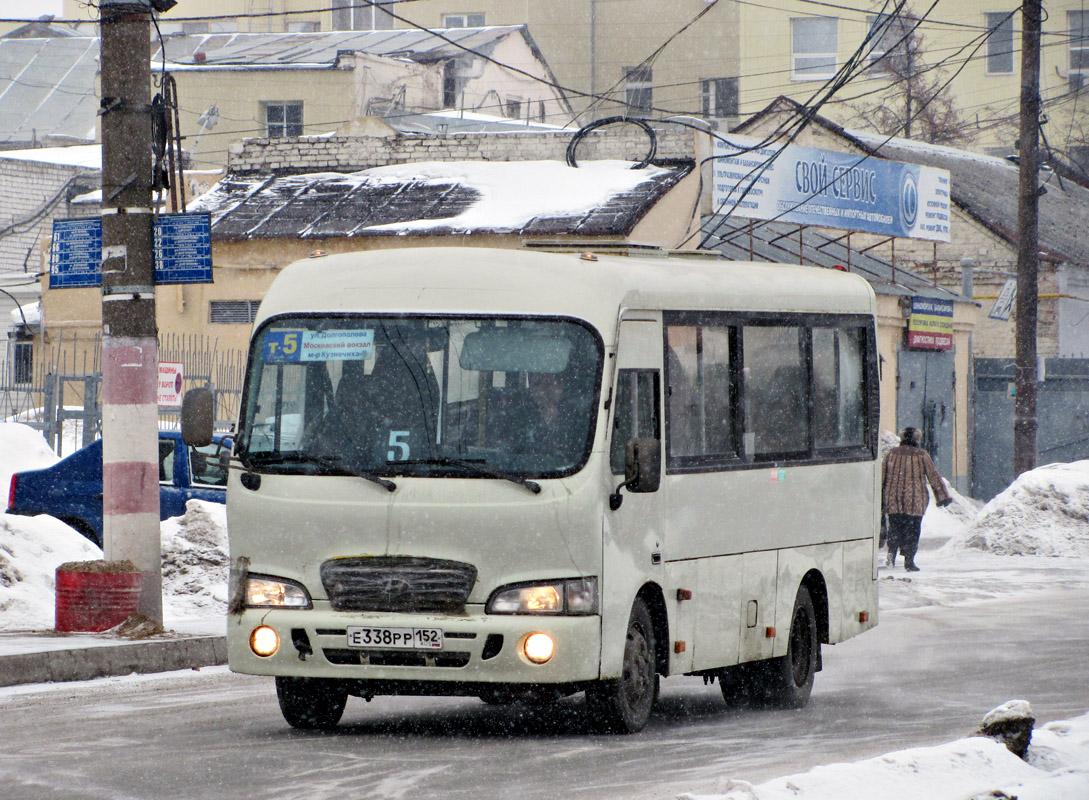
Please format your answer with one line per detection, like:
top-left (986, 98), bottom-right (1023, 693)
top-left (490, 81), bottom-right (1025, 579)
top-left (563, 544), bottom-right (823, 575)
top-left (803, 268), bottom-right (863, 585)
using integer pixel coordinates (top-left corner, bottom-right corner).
top-left (881, 443), bottom-right (950, 516)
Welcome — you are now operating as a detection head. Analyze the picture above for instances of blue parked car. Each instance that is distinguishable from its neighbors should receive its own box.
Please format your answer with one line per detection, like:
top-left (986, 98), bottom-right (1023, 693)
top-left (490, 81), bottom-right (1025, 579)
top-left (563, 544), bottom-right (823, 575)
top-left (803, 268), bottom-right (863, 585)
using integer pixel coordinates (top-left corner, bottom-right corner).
top-left (5, 430), bottom-right (230, 547)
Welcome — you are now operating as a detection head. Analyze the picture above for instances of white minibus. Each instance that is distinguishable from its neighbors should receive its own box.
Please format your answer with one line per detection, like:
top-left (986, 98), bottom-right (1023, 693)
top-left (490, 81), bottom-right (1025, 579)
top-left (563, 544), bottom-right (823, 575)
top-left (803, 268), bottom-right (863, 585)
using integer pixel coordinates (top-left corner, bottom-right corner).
top-left (185, 246), bottom-right (880, 733)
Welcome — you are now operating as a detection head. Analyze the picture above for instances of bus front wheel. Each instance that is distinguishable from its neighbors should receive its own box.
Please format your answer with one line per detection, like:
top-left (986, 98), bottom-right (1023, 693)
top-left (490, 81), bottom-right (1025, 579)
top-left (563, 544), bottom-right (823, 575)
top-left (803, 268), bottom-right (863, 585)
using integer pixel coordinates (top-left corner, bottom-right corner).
top-left (586, 597), bottom-right (658, 733)
top-left (275, 676), bottom-right (348, 729)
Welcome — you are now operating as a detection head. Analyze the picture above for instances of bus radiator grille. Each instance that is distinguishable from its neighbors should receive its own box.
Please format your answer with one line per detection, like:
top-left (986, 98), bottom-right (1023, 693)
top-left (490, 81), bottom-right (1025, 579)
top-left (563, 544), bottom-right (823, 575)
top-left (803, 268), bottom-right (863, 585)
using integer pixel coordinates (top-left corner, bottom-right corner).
top-left (320, 556), bottom-right (478, 613)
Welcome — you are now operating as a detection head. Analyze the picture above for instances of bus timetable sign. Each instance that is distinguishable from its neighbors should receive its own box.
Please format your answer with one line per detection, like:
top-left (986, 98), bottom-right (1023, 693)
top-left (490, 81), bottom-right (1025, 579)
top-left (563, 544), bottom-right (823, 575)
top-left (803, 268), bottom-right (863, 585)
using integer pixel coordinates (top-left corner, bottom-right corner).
top-left (50, 214), bottom-right (213, 287)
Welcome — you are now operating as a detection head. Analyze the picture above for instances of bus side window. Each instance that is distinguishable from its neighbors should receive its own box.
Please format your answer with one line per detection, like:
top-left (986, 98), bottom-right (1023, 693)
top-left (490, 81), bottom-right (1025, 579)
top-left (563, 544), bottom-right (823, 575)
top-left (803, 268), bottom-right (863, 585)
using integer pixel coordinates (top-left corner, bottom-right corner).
top-left (665, 323), bottom-right (736, 463)
top-left (742, 325), bottom-right (808, 458)
top-left (610, 369), bottom-right (660, 475)
top-left (812, 326), bottom-right (867, 450)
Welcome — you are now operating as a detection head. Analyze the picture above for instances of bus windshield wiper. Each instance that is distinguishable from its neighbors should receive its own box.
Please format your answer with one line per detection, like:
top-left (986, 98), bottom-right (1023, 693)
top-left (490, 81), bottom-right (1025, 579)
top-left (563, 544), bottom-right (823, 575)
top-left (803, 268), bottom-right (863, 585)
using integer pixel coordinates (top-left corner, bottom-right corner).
top-left (401, 457), bottom-right (541, 494)
top-left (245, 452), bottom-right (396, 492)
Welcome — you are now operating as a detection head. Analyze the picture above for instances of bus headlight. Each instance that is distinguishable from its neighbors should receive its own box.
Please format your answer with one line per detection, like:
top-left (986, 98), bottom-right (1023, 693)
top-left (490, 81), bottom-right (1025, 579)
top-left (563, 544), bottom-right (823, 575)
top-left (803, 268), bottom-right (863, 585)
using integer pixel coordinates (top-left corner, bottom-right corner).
top-left (244, 575), bottom-right (312, 609)
top-left (486, 577), bottom-right (598, 615)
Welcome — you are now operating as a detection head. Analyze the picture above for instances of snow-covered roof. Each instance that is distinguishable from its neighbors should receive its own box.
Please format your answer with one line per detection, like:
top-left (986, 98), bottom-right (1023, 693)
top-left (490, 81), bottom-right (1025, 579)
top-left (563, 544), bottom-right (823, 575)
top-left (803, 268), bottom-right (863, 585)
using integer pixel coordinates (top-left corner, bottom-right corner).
top-left (0, 143), bottom-right (100, 169)
top-left (189, 159), bottom-right (692, 240)
top-left (153, 26), bottom-right (531, 68)
top-left (0, 36), bottom-right (98, 147)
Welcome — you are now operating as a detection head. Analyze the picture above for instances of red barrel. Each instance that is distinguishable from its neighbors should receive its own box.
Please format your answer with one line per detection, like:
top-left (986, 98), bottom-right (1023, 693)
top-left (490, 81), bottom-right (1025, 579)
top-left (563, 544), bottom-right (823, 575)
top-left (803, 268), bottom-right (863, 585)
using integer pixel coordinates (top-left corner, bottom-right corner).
top-left (55, 566), bottom-right (142, 632)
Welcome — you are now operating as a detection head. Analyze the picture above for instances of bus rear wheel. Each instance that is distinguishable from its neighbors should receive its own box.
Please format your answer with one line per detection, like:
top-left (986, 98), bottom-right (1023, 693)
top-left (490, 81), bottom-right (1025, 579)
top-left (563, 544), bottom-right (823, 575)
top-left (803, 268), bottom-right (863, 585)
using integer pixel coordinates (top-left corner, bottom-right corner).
top-left (761, 585), bottom-right (818, 709)
top-left (275, 676), bottom-right (348, 729)
top-left (586, 597), bottom-right (657, 733)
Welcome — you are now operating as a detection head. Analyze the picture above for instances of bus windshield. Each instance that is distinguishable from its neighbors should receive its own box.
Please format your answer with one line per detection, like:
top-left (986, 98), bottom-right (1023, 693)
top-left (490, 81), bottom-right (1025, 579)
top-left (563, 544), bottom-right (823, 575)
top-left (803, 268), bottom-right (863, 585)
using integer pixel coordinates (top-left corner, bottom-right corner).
top-left (238, 316), bottom-right (603, 479)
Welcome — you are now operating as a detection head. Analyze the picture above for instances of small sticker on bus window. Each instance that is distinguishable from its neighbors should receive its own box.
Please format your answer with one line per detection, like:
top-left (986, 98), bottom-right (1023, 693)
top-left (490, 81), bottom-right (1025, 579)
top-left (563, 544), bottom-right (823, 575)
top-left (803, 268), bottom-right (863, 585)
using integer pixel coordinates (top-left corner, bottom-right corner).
top-left (264, 329), bottom-right (375, 362)
top-left (770, 467), bottom-right (786, 483)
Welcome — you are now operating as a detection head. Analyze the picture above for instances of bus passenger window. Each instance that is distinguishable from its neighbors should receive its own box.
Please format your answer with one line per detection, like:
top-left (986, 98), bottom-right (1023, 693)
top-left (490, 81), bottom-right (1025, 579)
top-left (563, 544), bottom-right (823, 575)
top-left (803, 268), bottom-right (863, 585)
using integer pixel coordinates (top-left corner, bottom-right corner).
top-left (742, 325), bottom-right (808, 457)
top-left (610, 369), bottom-right (660, 474)
top-left (665, 324), bottom-right (735, 462)
top-left (812, 327), bottom-right (866, 449)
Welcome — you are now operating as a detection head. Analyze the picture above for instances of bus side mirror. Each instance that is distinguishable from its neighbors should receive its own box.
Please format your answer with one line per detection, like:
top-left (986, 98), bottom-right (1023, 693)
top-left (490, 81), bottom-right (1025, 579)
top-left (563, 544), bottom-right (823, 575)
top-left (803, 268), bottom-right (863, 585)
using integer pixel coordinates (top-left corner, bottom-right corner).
top-left (609, 437), bottom-right (661, 510)
top-left (181, 387), bottom-right (215, 447)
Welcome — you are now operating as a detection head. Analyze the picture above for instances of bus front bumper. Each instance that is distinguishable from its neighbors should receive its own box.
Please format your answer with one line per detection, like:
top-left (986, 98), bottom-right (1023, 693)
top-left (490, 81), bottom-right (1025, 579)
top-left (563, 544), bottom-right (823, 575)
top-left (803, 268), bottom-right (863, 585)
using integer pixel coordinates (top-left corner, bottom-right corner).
top-left (227, 607), bottom-right (604, 690)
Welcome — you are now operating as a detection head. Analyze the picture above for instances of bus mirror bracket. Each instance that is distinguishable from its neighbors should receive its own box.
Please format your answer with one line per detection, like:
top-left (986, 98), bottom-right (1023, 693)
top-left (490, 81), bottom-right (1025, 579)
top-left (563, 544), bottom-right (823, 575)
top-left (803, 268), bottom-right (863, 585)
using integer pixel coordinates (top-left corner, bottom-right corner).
top-left (609, 437), bottom-right (661, 510)
top-left (181, 387), bottom-right (215, 447)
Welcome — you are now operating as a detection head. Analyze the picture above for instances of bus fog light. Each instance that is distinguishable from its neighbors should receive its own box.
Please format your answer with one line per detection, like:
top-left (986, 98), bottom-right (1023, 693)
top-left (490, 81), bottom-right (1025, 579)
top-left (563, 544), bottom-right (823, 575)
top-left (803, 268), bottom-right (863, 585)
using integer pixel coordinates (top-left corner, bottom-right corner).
top-left (250, 625), bottom-right (279, 657)
top-left (523, 632), bottom-right (555, 664)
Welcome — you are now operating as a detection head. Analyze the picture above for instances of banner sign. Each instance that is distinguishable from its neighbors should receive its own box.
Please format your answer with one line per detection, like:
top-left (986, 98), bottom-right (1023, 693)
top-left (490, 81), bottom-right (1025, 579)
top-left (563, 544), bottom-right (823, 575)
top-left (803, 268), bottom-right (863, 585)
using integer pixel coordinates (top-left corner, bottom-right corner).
top-left (907, 297), bottom-right (954, 350)
top-left (50, 214), bottom-right (213, 288)
top-left (711, 134), bottom-right (952, 242)
top-left (157, 361), bottom-right (184, 408)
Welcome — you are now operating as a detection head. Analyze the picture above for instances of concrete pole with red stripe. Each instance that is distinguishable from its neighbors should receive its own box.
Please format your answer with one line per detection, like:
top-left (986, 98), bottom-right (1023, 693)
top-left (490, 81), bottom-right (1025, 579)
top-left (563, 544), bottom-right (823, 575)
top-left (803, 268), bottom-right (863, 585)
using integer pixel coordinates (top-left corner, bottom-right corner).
top-left (100, 1), bottom-right (162, 625)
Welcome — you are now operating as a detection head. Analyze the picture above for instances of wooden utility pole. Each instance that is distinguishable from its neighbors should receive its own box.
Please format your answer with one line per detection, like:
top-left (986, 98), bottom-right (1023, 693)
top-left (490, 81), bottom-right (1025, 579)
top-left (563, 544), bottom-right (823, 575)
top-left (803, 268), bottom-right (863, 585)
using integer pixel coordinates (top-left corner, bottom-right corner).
top-left (100, 0), bottom-right (166, 624)
top-left (1014, 0), bottom-right (1042, 477)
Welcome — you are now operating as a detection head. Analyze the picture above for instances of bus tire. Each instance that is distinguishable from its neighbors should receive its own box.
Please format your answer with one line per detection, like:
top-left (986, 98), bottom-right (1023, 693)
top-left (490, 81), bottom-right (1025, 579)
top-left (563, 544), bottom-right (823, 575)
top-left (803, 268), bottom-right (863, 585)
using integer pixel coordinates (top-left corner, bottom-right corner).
top-left (275, 676), bottom-right (348, 730)
top-left (763, 585), bottom-right (818, 709)
top-left (586, 597), bottom-right (657, 733)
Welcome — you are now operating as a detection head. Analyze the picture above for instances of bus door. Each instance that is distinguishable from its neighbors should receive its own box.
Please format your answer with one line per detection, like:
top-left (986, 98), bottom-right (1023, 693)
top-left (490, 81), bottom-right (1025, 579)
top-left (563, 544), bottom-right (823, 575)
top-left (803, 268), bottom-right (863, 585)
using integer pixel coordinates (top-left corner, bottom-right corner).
top-left (601, 313), bottom-right (670, 675)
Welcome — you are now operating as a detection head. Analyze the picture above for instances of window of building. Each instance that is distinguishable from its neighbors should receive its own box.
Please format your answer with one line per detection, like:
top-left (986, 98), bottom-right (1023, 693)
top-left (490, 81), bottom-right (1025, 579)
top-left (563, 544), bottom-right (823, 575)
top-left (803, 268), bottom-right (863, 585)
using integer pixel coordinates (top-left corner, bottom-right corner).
top-left (264, 102), bottom-right (303, 138)
top-left (505, 97), bottom-right (523, 120)
top-left (701, 77), bottom-right (738, 118)
top-left (985, 12), bottom-right (1014, 74)
top-left (1070, 11), bottom-right (1089, 91)
top-left (624, 65), bottom-right (653, 113)
top-left (12, 339), bottom-right (32, 385)
top-left (443, 13), bottom-right (486, 28)
top-left (210, 300), bottom-right (262, 325)
top-left (331, 1), bottom-right (395, 31)
top-left (791, 16), bottom-right (838, 80)
top-left (865, 12), bottom-right (912, 74)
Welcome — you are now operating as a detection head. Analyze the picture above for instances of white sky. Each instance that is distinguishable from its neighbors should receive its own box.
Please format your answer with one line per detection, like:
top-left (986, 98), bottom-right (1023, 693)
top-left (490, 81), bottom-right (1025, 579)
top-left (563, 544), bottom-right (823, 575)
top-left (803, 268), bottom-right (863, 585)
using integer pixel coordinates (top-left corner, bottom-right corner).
top-left (2, 420), bottom-right (1088, 798)
top-left (0, 0), bottom-right (64, 19)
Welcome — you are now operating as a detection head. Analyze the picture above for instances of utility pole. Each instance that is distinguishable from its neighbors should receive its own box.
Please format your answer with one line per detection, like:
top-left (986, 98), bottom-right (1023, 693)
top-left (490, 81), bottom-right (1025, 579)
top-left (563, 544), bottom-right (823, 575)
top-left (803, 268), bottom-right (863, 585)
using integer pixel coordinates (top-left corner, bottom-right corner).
top-left (1014, 0), bottom-right (1042, 477)
top-left (99, 0), bottom-right (172, 625)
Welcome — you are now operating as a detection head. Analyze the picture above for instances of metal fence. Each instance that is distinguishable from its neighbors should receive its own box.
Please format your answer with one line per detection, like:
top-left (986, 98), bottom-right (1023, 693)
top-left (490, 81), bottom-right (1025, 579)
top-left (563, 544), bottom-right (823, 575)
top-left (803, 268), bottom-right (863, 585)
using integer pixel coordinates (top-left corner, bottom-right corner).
top-left (0, 330), bottom-right (245, 455)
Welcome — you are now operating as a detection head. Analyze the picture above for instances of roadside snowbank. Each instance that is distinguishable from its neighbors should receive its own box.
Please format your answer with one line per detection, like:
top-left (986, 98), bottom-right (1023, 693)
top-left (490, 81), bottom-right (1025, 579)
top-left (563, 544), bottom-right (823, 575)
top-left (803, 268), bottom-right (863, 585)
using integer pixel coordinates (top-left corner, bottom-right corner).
top-left (942, 460), bottom-right (1089, 557)
top-left (684, 707), bottom-right (1089, 800)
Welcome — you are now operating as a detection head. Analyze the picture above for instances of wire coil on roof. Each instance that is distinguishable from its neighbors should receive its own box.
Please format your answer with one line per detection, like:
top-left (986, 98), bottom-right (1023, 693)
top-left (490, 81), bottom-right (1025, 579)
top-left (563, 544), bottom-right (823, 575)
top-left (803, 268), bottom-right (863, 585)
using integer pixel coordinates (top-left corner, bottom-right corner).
top-left (566, 116), bottom-right (657, 170)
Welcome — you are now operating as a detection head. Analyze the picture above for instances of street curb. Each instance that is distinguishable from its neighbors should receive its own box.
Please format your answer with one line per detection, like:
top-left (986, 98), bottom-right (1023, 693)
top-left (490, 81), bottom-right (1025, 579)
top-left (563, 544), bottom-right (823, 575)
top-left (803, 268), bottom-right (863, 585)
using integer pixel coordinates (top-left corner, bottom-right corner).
top-left (0, 636), bottom-right (227, 688)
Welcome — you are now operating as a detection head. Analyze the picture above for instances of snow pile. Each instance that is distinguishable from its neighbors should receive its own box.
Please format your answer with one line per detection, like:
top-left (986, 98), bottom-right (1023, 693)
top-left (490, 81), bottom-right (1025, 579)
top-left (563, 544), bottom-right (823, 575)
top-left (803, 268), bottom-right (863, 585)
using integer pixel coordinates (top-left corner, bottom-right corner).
top-left (684, 708), bottom-right (1089, 800)
top-left (0, 514), bottom-right (101, 629)
top-left (0, 499), bottom-right (230, 631)
top-left (161, 500), bottom-right (230, 618)
top-left (0, 422), bottom-right (59, 496)
top-left (943, 461), bottom-right (1089, 557)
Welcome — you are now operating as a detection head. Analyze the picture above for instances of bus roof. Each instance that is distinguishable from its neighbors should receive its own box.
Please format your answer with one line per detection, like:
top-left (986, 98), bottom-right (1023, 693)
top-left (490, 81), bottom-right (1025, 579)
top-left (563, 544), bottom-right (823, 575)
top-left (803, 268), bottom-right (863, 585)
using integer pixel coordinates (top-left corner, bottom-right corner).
top-left (253, 247), bottom-right (877, 334)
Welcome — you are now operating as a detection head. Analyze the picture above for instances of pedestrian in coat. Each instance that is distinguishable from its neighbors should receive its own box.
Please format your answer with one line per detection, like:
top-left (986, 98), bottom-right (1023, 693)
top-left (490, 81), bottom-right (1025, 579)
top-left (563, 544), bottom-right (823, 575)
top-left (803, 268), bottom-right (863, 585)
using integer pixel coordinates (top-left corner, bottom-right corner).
top-left (881, 427), bottom-right (952, 571)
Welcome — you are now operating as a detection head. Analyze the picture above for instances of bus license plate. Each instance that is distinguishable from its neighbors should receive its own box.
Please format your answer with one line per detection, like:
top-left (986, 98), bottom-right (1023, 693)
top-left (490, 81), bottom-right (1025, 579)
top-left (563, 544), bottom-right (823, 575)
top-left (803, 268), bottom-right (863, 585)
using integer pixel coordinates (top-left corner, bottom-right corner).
top-left (346, 626), bottom-right (443, 650)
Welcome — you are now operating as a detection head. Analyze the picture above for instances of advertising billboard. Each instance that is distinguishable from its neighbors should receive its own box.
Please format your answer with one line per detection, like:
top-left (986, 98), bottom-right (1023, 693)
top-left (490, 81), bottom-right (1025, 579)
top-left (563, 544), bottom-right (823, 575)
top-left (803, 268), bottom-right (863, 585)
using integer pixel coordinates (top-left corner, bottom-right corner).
top-left (711, 134), bottom-right (951, 242)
